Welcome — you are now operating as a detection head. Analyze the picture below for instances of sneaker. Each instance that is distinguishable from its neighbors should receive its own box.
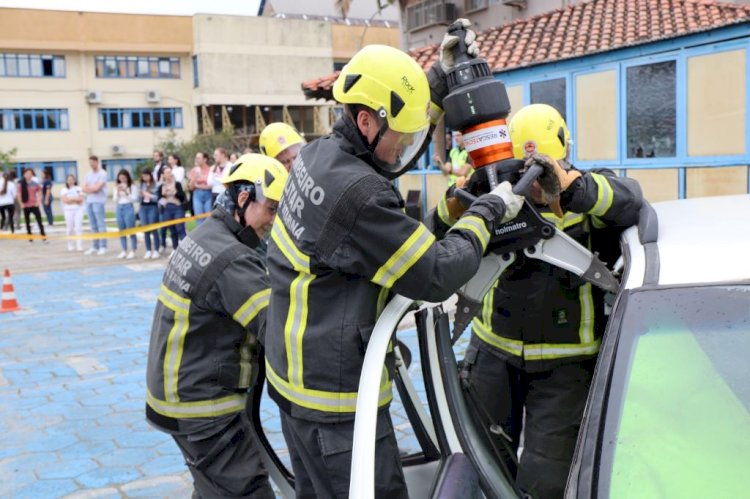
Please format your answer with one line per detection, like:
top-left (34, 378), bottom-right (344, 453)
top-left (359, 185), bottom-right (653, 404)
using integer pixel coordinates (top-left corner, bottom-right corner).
top-left (126, 251), bottom-right (135, 259)
top-left (84, 247), bottom-right (96, 255)
top-left (151, 251), bottom-right (160, 259)
top-left (97, 248), bottom-right (107, 256)
top-left (117, 251), bottom-right (127, 259)
top-left (143, 250), bottom-right (152, 259)
top-left (67, 245), bottom-right (75, 252)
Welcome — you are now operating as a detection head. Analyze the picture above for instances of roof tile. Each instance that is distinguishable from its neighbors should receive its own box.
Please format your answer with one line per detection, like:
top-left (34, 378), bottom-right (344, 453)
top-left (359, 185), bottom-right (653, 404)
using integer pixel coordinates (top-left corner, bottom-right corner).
top-left (302, 0), bottom-right (750, 99)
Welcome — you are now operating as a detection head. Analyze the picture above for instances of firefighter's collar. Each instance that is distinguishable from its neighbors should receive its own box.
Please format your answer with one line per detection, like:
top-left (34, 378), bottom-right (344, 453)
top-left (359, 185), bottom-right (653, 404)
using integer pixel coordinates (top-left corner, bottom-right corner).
top-left (214, 206), bottom-right (261, 249)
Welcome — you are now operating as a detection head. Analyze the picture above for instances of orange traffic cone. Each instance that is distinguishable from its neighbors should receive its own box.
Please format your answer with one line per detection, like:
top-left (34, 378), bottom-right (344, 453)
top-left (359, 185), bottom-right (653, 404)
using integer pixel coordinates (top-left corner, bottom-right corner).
top-left (1, 268), bottom-right (21, 313)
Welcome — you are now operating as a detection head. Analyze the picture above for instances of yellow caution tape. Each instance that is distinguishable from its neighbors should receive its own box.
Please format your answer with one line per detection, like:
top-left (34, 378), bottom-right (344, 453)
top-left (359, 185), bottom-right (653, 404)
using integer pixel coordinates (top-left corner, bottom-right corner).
top-left (0, 212), bottom-right (211, 241)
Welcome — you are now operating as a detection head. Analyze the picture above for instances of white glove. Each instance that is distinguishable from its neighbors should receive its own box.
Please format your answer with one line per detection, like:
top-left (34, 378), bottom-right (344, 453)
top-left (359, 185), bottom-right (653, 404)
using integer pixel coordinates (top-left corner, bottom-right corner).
top-left (489, 181), bottom-right (525, 223)
top-left (439, 18), bottom-right (479, 73)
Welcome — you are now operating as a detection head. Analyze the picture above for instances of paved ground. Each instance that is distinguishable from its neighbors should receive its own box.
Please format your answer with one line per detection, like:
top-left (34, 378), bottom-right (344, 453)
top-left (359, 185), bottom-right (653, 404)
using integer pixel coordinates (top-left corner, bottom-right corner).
top-left (0, 223), bottom-right (461, 498)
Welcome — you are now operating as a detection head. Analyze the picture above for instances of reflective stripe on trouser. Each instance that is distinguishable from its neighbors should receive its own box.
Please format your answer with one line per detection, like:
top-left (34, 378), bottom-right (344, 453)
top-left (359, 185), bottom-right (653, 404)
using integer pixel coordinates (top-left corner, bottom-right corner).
top-left (158, 284), bottom-right (190, 403)
top-left (472, 282), bottom-right (600, 361)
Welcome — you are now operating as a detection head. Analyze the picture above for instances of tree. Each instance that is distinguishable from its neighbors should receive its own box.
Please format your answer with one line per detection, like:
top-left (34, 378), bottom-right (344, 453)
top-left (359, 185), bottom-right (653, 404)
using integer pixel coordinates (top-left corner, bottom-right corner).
top-left (0, 147), bottom-right (17, 174)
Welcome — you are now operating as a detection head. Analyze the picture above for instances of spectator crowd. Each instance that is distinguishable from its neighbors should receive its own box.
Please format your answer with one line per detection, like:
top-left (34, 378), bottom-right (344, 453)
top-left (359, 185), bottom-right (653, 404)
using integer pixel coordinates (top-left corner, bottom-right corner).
top-left (0, 148), bottom-right (242, 257)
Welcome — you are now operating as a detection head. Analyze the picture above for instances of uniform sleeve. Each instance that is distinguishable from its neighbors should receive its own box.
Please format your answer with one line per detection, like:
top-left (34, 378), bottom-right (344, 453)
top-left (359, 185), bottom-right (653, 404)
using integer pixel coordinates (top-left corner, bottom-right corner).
top-left (204, 254), bottom-right (271, 344)
top-left (318, 180), bottom-right (507, 303)
top-left (561, 168), bottom-right (643, 228)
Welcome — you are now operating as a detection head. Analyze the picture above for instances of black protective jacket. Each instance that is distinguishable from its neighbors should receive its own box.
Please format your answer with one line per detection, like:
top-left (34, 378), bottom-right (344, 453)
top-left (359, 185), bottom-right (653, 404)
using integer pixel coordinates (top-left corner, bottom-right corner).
top-left (431, 168), bottom-right (642, 372)
top-left (146, 208), bottom-right (269, 434)
top-left (264, 117), bottom-right (509, 423)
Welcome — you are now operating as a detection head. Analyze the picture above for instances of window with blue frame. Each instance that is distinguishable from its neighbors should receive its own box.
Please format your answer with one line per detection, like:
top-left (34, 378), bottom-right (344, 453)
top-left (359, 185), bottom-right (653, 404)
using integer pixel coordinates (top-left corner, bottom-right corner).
top-left (626, 60), bottom-right (676, 158)
top-left (101, 158), bottom-right (148, 181)
top-left (1, 109), bottom-right (69, 131)
top-left (14, 161), bottom-right (77, 183)
top-left (98, 108), bottom-right (183, 129)
top-left (95, 55), bottom-right (180, 79)
top-left (530, 77), bottom-right (567, 120)
top-left (0, 53), bottom-right (65, 77)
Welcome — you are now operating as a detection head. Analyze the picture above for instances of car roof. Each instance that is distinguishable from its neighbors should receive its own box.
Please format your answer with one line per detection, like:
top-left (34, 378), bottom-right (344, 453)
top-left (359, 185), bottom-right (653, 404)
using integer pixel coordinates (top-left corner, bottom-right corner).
top-left (622, 194), bottom-right (750, 288)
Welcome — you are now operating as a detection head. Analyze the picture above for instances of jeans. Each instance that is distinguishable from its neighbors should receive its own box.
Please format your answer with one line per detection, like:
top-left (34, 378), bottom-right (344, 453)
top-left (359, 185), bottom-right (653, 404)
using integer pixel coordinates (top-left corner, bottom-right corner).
top-left (116, 203), bottom-right (137, 251)
top-left (0, 204), bottom-right (14, 233)
top-left (139, 204), bottom-right (160, 252)
top-left (23, 206), bottom-right (46, 238)
top-left (192, 189), bottom-right (213, 226)
top-left (161, 203), bottom-right (186, 249)
top-left (86, 202), bottom-right (107, 249)
top-left (43, 201), bottom-right (54, 225)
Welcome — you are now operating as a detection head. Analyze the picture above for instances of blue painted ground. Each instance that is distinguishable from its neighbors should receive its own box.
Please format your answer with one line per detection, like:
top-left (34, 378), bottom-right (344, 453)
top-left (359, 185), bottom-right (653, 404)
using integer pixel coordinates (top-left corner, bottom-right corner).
top-left (0, 264), bottom-right (461, 498)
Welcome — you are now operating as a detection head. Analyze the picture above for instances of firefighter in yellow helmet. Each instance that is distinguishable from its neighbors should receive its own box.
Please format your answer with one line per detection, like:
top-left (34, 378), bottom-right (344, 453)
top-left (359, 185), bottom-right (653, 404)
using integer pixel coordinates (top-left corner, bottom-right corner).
top-left (264, 20), bottom-right (525, 498)
top-left (259, 122), bottom-right (305, 171)
top-left (455, 104), bottom-right (643, 498)
top-left (146, 154), bottom-right (287, 499)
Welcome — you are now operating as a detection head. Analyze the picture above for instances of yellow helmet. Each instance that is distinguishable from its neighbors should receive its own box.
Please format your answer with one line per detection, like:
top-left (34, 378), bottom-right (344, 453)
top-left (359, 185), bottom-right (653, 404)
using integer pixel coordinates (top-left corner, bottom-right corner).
top-left (259, 122), bottom-right (305, 160)
top-left (509, 104), bottom-right (571, 161)
top-left (332, 44), bottom-right (430, 135)
top-left (222, 153), bottom-right (288, 202)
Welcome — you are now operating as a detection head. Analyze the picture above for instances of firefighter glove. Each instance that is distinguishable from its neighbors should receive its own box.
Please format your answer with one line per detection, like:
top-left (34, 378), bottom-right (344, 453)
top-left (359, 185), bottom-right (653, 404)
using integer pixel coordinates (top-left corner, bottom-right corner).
top-left (525, 154), bottom-right (581, 216)
top-left (445, 177), bottom-right (469, 221)
top-left (427, 19), bottom-right (478, 117)
top-left (439, 19), bottom-right (479, 73)
top-left (488, 181), bottom-right (525, 223)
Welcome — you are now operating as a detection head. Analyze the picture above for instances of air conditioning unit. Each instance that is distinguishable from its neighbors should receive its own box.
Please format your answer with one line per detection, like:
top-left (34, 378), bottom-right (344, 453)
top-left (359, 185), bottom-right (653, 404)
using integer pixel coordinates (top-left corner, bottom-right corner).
top-left (86, 90), bottom-right (102, 104)
top-left (111, 145), bottom-right (125, 156)
top-left (406, 1), bottom-right (457, 31)
top-left (502, 0), bottom-right (527, 8)
top-left (146, 90), bottom-right (161, 103)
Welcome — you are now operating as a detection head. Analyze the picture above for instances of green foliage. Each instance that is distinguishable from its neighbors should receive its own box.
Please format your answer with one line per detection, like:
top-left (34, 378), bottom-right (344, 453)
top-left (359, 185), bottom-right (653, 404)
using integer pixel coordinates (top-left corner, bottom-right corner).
top-left (0, 147), bottom-right (17, 173)
top-left (151, 131), bottom-right (251, 174)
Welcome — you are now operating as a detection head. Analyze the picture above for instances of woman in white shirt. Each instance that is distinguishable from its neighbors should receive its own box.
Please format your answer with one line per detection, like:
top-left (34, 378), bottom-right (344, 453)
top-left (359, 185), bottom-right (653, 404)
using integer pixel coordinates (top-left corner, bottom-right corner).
top-left (0, 171), bottom-right (17, 233)
top-left (60, 174), bottom-right (85, 251)
top-left (208, 147), bottom-right (231, 205)
top-left (113, 169), bottom-right (140, 259)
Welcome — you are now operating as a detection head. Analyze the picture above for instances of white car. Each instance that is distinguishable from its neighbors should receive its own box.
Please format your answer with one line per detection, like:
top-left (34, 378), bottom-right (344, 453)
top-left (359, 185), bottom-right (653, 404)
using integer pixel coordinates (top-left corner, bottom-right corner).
top-left (249, 195), bottom-right (750, 498)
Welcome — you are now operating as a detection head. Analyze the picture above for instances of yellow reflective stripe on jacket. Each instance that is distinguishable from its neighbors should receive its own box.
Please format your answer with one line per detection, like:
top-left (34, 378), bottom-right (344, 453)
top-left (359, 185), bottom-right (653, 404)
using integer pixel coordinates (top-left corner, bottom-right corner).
top-left (451, 215), bottom-right (490, 249)
top-left (147, 389), bottom-right (246, 419)
top-left (437, 196), bottom-right (457, 227)
top-left (286, 271), bottom-right (315, 387)
top-left (158, 284), bottom-right (190, 403)
top-left (266, 361), bottom-right (393, 413)
top-left (472, 317), bottom-right (523, 356)
top-left (591, 215), bottom-right (606, 229)
top-left (376, 286), bottom-right (389, 318)
top-left (271, 219), bottom-right (310, 272)
top-left (578, 283), bottom-right (594, 344)
top-left (372, 224), bottom-right (435, 289)
top-left (589, 173), bottom-right (614, 216)
top-left (233, 288), bottom-right (270, 327)
top-left (523, 340), bottom-right (601, 360)
top-left (238, 334), bottom-right (254, 388)
top-left (541, 211), bottom-right (585, 230)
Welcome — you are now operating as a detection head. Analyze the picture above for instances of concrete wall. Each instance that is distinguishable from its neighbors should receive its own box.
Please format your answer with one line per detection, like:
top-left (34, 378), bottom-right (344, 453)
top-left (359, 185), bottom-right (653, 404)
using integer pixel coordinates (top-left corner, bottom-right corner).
top-left (192, 15), bottom-right (333, 107)
top-left (331, 24), bottom-right (401, 61)
top-left (0, 8), bottom-right (194, 193)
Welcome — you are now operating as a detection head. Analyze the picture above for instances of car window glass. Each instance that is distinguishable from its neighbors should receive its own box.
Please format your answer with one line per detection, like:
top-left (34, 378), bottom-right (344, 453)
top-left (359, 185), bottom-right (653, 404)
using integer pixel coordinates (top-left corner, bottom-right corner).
top-left (599, 285), bottom-right (750, 497)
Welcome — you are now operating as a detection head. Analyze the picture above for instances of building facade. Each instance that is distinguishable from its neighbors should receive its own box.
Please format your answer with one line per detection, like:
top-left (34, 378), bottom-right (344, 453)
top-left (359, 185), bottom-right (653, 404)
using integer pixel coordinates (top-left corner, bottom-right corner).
top-left (0, 6), bottom-right (401, 190)
top-left (0, 8), bottom-right (195, 184)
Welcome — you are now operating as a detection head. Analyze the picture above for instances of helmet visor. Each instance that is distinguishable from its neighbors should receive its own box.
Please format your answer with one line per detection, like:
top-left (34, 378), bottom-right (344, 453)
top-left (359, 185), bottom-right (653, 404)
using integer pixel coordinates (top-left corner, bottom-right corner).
top-left (373, 125), bottom-right (429, 174)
